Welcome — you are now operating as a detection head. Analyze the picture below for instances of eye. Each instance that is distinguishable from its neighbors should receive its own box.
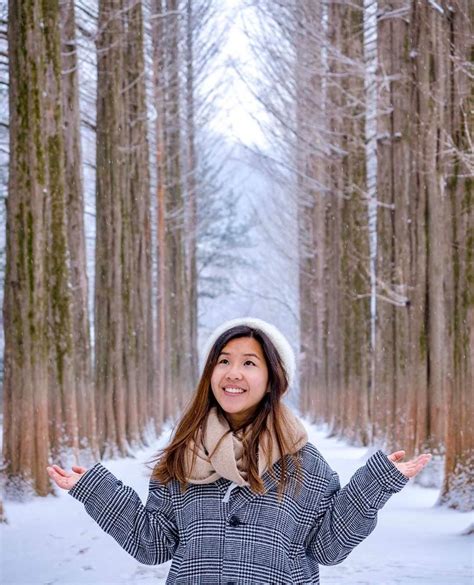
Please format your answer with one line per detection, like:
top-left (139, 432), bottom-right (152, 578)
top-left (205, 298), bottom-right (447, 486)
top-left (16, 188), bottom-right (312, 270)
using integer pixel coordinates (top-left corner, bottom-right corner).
top-left (244, 360), bottom-right (256, 366)
top-left (218, 358), bottom-right (229, 365)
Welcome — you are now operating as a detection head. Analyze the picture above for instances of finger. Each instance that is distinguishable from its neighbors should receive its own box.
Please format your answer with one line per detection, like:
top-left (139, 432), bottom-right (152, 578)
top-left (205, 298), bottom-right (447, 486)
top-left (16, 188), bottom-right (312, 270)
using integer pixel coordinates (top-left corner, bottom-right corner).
top-left (407, 456), bottom-right (432, 477)
top-left (47, 467), bottom-right (60, 479)
top-left (52, 465), bottom-right (72, 478)
top-left (417, 455), bottom-right (432, 469)
top-left (388, 450), bottom-right (405, 462)
top-left (47, 471), bottom-right (66, 488)
top-left (48, 467), bottom-right (72, 487)
top-left (410, 464), bottom-right (425, 477)
top-left (411, 454), bottom-right (431, 466)
top-left (72, 466), bottom-right (87, 474)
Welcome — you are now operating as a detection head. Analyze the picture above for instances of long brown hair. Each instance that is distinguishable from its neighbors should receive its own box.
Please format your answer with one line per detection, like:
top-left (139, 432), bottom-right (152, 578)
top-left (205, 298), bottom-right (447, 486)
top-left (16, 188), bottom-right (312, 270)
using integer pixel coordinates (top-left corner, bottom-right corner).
top-left (149, 325), bottom-right (301, 495)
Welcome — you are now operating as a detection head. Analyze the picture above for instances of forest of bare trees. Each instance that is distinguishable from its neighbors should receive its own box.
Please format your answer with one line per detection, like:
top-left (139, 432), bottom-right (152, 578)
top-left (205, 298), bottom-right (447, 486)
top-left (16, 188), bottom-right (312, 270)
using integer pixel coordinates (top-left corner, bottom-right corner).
top-left (1, 0), bottom-right (235, 499)
top-left (1, 0), bottom-right (472, 516)
top-left (248, 0), bottom-right (472, 510)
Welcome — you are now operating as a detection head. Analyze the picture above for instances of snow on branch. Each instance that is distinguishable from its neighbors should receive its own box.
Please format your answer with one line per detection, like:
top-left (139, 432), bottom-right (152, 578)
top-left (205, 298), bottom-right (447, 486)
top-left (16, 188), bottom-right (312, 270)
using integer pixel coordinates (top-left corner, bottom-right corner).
top-left (427, 0), bottom-right (445, 15)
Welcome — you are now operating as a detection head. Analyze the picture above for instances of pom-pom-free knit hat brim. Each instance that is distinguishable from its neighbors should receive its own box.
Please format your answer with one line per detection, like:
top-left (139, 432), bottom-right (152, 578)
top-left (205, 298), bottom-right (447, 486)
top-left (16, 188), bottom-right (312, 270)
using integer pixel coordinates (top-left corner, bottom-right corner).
top-left (202, 317), bottom-right (296, 388)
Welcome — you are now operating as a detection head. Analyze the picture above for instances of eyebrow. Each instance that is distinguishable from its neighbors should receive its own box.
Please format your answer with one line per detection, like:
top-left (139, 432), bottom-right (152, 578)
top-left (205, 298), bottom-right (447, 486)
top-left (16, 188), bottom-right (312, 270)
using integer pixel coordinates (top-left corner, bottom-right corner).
top-left (219, 351), bottom-right (262, 361)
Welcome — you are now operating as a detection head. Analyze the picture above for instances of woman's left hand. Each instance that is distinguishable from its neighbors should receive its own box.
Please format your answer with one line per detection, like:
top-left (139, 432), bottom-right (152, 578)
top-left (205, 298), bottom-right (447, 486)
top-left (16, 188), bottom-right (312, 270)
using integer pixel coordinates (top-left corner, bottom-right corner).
top-left (387, 450), bottom-right (432, 478)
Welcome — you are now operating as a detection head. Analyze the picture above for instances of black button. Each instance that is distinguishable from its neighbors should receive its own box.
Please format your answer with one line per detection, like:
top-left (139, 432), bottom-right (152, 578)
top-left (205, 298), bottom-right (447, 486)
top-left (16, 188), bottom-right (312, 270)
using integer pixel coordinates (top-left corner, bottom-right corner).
top-left (228, 515), bottom-right (241, 527)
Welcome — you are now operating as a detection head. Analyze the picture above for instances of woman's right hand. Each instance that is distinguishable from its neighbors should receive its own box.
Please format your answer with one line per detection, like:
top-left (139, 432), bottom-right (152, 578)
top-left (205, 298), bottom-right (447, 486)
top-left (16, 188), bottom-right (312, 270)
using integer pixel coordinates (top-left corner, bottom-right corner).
top-left (46, 464), bottom-right (88, 490)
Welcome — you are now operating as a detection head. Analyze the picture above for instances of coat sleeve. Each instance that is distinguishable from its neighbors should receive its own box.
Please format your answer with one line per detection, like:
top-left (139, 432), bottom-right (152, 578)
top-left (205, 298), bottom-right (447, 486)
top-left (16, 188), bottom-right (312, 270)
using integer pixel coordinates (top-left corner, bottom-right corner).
top-left (307, 450), bottom-right (408, 566)
top-left (68, 462), bottom-right (179, 565)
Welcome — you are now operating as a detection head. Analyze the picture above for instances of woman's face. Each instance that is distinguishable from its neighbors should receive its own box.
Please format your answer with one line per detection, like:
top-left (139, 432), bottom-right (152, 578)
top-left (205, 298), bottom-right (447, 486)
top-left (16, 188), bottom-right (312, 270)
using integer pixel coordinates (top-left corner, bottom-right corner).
top-left (210, 336), bottom-right (269, 428)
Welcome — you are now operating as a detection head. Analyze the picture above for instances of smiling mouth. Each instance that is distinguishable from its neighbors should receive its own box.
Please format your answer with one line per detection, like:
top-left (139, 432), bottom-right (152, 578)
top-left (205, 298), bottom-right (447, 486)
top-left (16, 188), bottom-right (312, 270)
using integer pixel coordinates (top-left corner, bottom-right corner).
top-left (223, 387), bottom-right (247, 395)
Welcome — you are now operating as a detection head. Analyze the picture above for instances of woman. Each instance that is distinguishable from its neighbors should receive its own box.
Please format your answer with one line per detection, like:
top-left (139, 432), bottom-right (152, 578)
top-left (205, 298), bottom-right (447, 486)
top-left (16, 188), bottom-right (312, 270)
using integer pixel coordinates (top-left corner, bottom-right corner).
top-left (47, 317), bottom-right (431, 584)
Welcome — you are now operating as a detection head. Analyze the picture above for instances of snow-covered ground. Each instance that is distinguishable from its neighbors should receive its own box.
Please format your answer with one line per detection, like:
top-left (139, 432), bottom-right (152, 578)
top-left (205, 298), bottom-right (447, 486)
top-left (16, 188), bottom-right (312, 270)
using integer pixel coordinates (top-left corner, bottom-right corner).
top-left (1, 420), bottom-right (472, 585)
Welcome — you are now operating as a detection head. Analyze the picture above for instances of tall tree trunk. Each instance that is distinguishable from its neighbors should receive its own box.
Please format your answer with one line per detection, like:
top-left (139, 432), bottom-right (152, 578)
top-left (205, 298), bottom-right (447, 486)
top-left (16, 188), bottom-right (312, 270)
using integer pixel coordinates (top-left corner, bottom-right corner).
top-left (409, 0), bottom-right (447, 461)
top-left (4, 0), bottom-right (77, 495)
top-left (122, 0), bottom-right (154, 448)
top-left (185, 0), bottom-right (199, 388)
top-left (363, 0), bottom-right (379, 440)
top-left (151, 0), bottom-right (190, 421)
top-left (327, 0), bottom-right (345, 439)
top-left (374, 1), bottom-right (398, 450)
top-left (151, 0), bottom-right (170, 428)
top-left (438, 0), bottom-right (473, 510)
top-left (151, 0), bottom-right (191, 418)
top-left (424, 1), bottom-right (449, 456)
top-left (59, 0), bottom-right (98, 461)
top-left (95, 0), bottom-right (153, 456)
top-left (166, 0), bottom-right (189, 412)
top-left (95, 0), bottom-right (128, 457)
top-left (386, 1), bottom-right (417, 455)
top-left (407, 1), bottom-right (430, 456)
top-left (295, 1), bottom-right (319, 423)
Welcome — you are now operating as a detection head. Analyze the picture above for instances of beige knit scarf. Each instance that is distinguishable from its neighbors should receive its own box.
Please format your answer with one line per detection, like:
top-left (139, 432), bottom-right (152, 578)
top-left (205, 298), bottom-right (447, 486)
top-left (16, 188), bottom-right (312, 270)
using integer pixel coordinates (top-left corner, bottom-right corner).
top-left (184, 404), bottom-right (308, 487)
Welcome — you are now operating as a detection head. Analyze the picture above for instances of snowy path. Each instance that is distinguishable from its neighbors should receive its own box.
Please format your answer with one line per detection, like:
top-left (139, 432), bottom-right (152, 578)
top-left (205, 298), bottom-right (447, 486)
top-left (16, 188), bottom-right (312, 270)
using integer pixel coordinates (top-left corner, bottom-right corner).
top-left (1, 421), bottom-right (472, 585)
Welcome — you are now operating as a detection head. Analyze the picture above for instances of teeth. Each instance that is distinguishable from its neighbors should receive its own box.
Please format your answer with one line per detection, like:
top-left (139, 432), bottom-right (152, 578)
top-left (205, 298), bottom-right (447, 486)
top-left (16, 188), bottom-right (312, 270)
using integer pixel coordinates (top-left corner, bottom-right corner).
top-left (224, 387), bottom-right (245, 394)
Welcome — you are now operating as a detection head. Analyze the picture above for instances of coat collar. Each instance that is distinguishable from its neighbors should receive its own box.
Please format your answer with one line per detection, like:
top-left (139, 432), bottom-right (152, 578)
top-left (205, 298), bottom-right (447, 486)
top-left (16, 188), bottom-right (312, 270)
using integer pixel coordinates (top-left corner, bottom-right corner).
top-left (218, 450), bottom-right (300, 510)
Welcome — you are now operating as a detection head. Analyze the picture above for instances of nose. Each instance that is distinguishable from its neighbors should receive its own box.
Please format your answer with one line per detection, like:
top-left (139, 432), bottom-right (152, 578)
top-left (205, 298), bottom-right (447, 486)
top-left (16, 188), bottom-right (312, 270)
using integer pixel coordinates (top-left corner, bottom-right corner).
top-left (226, 364), bottom-right (243, 380)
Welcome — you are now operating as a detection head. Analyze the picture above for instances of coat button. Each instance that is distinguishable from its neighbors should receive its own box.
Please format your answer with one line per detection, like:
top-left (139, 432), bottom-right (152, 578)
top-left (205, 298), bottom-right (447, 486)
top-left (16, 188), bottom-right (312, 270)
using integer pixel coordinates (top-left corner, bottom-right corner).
top-left (228, 515), bottom-right (241, 527)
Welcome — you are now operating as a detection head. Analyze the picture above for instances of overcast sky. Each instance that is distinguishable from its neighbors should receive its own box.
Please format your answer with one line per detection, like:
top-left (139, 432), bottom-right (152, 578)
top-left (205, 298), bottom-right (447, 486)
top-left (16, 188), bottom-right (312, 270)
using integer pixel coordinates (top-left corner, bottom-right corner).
top-left (208, 0), bottom-right (269, 149)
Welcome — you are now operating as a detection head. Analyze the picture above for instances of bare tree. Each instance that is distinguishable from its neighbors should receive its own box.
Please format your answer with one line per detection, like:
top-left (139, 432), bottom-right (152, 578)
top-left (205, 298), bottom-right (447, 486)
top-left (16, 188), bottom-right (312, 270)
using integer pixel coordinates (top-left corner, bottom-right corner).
top-left (94, 0), bottom-right (153, 457)
top-left (438, 0), bottom-right (473, 510)
top-left (150, 0), bottom-right (190, 421)
top-left (59, 0), bottom-right (98, 461)
top-left (4, 0), bottom-right (79, 495)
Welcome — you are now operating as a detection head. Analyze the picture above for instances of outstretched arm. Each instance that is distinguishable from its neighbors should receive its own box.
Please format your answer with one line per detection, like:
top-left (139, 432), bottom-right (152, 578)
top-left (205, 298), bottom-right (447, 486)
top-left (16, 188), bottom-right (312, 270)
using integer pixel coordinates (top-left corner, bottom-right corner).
top-left (307, 450), bottom-right (431, 566)
top-left (47, 463), bottom-right (178, 565)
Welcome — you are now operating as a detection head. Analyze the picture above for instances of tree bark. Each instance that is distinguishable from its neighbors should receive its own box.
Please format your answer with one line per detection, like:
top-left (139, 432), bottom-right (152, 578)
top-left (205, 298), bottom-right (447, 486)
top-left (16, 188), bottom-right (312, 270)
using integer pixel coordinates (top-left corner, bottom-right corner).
top-left (95, 0), bottom-right (128, 457)
top-left (185, 0), bottom-right (199, 388)
top-left (4, 0), bottom-right (77, 495)
top-left (122, 0), bottom-right (154, 449)
top-left (59, 0), bottom-right (98, 461)
top-left (95, 0), bottom-right (153, 457)
top-left (438, 0), bottom-right (473, 510)
top-left (151, 0), bottom-right (170, 428)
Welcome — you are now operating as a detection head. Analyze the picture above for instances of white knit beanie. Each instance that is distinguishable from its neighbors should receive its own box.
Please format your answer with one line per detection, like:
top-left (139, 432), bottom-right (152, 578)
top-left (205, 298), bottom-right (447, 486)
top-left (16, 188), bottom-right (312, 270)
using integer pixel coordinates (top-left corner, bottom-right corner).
top-left (202, 317), bottom-right (296, 388)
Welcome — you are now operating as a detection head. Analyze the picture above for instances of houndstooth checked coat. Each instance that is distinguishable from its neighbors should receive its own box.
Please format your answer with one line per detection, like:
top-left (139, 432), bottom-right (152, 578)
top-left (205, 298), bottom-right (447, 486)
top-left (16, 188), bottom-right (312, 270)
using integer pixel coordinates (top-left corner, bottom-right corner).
top-left (68, 443), bottom-right (408, 584)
